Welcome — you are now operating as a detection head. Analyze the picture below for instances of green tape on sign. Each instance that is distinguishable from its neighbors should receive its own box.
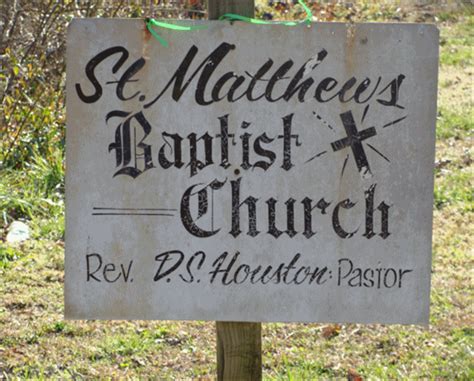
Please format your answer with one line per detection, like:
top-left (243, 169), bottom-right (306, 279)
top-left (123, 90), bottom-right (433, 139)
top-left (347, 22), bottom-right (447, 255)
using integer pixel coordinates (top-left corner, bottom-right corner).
top-left (146, 0), bottom-right (313, 46)
top-left (145, 18), bottom-right (207, 47)
top-left (218, 13), bottom-right (299, 26)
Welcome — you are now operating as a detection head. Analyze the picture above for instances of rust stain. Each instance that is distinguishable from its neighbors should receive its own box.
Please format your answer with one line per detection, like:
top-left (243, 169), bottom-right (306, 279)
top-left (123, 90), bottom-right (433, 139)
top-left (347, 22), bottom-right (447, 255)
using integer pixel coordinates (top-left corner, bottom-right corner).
top-left (345, 23), bottom-right (357, 74)
top-left (335, 23), bottom-right (359, 260)
top-left (142, 20), bottom-right (151, 59)
top-left (143, 20), bottom-right (152, 42)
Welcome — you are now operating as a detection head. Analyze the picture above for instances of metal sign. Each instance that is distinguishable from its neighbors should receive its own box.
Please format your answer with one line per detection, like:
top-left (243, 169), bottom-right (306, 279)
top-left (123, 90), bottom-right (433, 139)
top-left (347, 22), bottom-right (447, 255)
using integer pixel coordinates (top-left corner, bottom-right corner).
top-left (66, 19), bottom-right (438, 323)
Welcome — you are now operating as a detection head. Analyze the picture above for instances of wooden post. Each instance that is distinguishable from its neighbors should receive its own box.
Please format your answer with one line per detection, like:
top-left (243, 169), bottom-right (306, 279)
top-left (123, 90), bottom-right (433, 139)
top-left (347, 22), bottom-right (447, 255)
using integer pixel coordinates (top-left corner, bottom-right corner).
top-left (216, 322), bottom-right (262, 381)
top-left (208, 2), bottom-right (261, 380)
top-left (208, 0), bottom-right (254, 20)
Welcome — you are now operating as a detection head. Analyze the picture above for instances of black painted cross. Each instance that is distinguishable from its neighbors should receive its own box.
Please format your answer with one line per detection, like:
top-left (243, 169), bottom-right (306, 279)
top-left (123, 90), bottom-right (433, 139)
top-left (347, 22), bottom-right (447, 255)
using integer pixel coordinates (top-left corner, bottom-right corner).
top-left (331, 110), bottom-right (377, 177)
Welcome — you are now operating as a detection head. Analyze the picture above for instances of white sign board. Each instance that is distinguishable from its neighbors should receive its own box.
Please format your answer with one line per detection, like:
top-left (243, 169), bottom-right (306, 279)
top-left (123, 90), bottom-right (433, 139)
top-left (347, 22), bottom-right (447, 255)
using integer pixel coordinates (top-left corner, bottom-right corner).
top-left (66, 19), bottom-right (438, 324)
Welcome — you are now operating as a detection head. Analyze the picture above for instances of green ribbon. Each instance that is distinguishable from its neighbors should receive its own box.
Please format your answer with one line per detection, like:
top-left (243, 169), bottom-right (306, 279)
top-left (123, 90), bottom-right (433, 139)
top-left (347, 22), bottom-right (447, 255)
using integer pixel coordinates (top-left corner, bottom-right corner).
top-left (146, 18), bottom-right (207, 47)
top-left (219, 0), bottom-right (313, 26)
top-left (146, 1), bottom-right (313, 46)
top-left (218, 13), bottom-right (299, 26)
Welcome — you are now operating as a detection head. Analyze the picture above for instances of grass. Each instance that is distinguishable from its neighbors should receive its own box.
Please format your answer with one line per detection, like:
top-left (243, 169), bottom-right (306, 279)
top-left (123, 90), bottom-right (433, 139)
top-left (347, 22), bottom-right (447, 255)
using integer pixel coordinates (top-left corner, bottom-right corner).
top-left (434, 169), bottom-right (473, 211)
top-left (439, 14), bottom-right (473, 67)
top-left (1, 5), bottom-right (473, 380)
top-left (437, 107), bottom-right (473, 140)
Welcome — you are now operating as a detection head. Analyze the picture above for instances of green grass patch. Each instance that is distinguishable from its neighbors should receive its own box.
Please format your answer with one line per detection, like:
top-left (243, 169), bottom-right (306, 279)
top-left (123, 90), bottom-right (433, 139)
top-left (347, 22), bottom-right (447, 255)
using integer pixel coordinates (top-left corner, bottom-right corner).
top-left (440, 15), bottom-right (473, 67)
top-left (0, 244), bottom-right (23, 268)
top-left (435, 169), bottom-right (473, 211)
top-left (0, 149), bottom-right (64, 242)
top-left (269, 359), bottom-right (337, 380)
top-left (436, 107), bottom-right (473, 140)
top-left (440, 46), bottom-right (472, 66)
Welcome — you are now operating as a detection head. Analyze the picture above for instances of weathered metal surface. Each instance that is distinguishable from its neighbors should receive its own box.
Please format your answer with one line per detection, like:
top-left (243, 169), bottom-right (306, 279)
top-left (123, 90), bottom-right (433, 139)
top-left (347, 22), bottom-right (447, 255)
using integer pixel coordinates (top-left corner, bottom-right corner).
top-left (65, 19), bottom-right (438, 324)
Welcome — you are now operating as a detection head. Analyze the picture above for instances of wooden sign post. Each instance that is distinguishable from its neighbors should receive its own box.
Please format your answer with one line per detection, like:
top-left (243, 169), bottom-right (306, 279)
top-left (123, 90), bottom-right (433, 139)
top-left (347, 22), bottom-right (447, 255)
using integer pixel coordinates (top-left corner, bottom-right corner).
top-left (209, 2), bottom-right (261, 380)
